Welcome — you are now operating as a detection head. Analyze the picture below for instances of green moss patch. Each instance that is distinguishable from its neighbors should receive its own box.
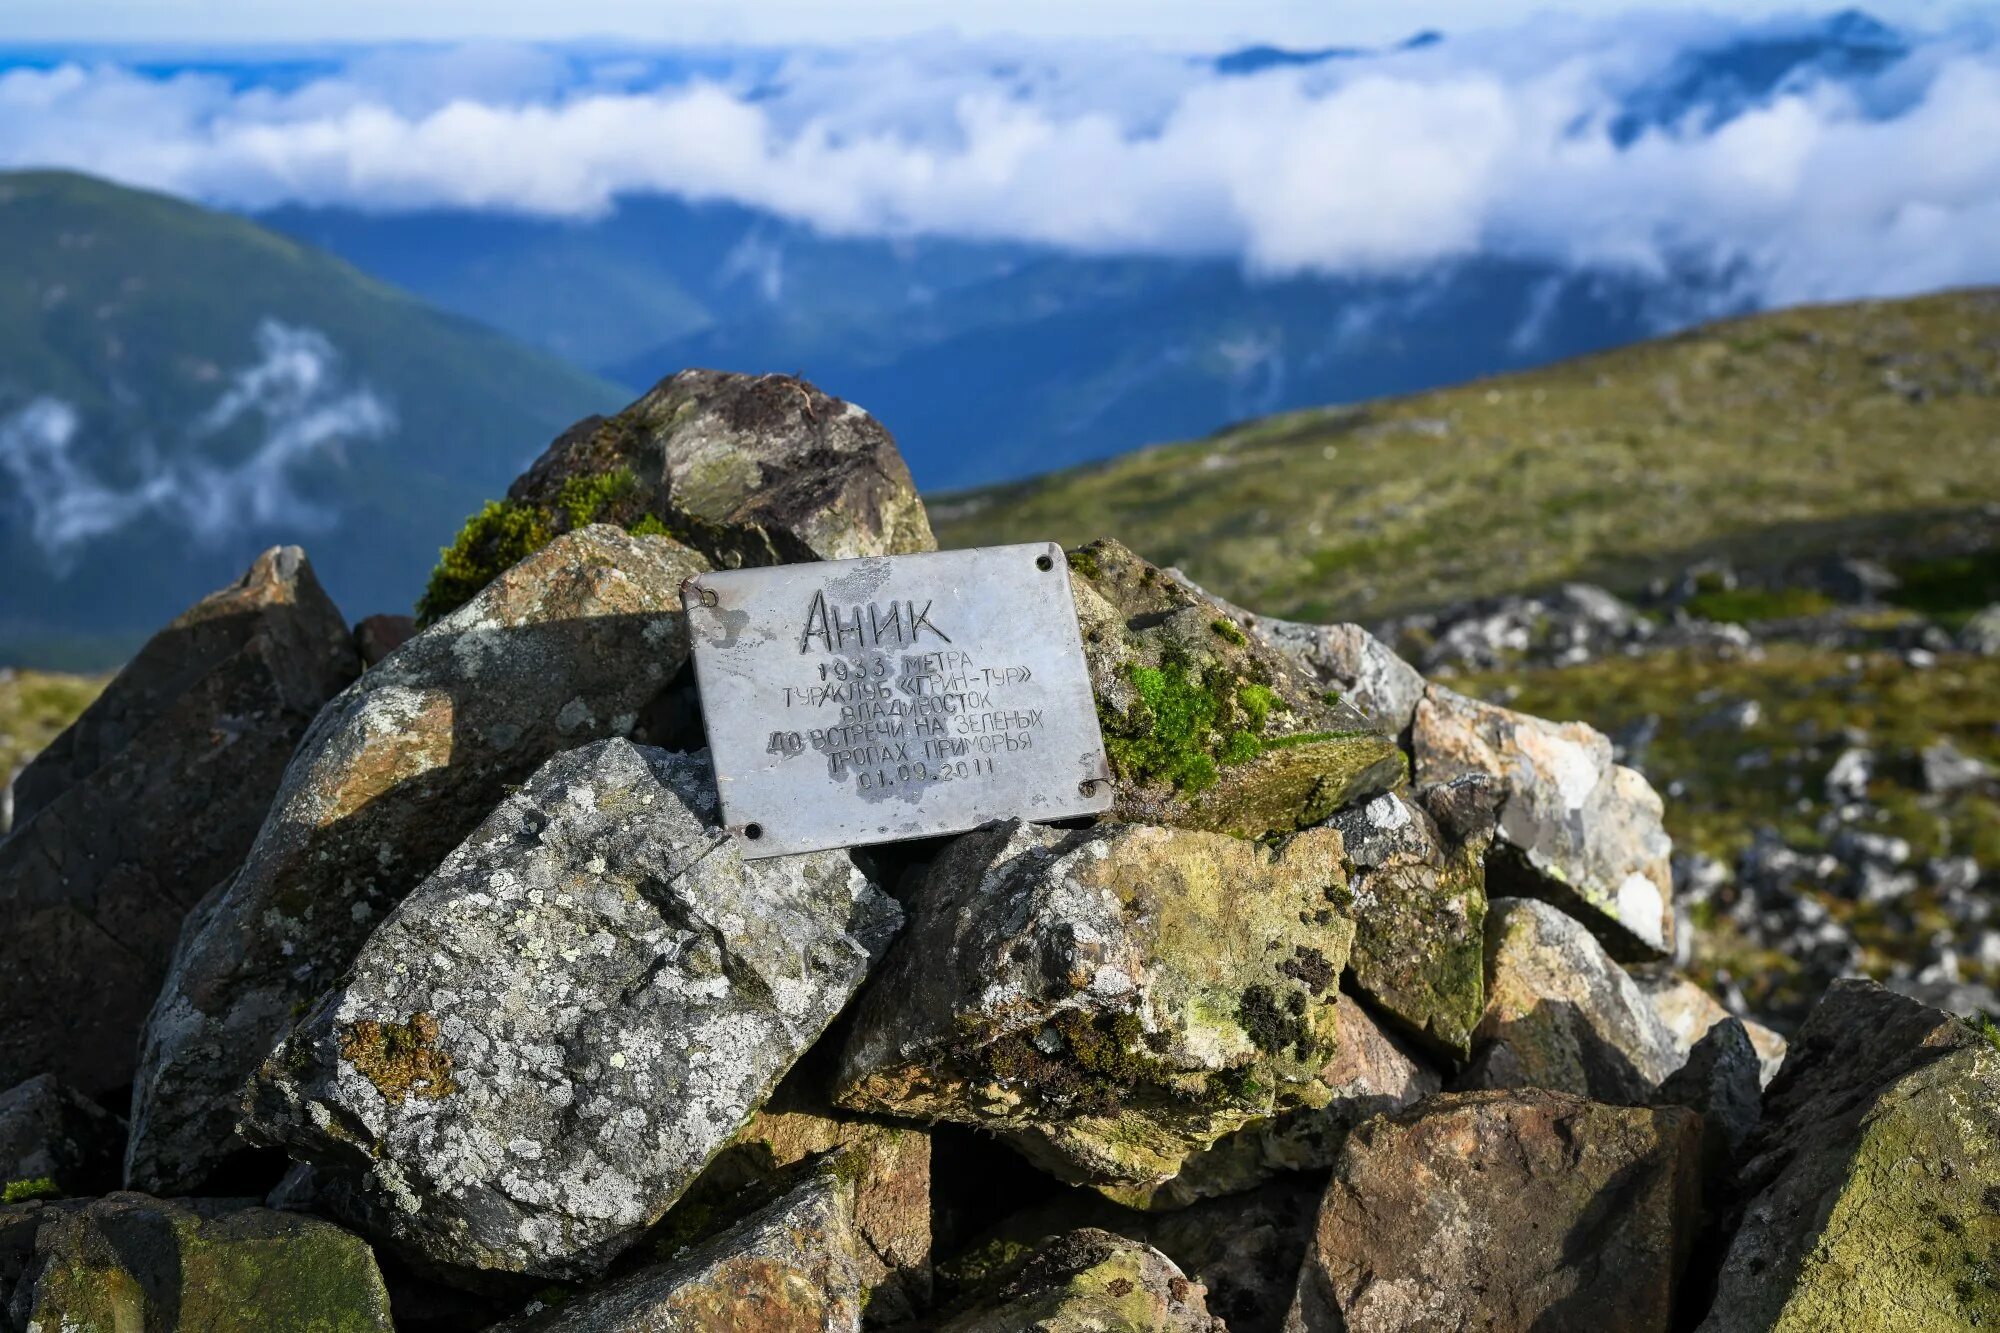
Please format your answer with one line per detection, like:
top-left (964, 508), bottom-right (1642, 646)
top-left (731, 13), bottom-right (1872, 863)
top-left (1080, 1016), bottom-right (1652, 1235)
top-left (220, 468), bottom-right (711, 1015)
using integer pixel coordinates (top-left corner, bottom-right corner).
top-left (338, 1012), bottom-right (459, 1106)
top-left (3, 1176), bottom-right (59, 1203)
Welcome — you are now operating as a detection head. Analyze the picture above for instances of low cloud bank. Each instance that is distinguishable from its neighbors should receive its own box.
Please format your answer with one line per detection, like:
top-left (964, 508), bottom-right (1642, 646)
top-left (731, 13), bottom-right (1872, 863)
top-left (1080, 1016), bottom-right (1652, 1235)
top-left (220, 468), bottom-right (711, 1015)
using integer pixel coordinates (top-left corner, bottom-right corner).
top-left (1, 14), bottom-right (1997, 307)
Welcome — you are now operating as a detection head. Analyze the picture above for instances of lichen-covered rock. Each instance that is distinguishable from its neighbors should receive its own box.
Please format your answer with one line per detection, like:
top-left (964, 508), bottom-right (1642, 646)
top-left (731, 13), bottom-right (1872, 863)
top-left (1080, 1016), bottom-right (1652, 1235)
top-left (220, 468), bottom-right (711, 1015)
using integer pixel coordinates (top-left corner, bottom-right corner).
top-left (1326, 786), bottom-right (1491, 1060)
top-left (422, 369), bottom-right (935, 621)
top-left (1286, 1089), bottom-right (1703, 1333)
top-left (1630, 967), bottom-right (1787, 1087)
top-left (1102, 996), bottom-right (1440, 1210)
top-left (0, 547), bottom-right (358, 1098)
top-left (130, 526), bottom-right (710, 1195)
top-left (836, 819), bottom-right (1354, 1187)
top-left (940, 1229), bottom-right (1223, 1333)
top-left (242, 741), bottom-right (899, 1284)
top-left (661, 1070), bottom-right (930, 1323)
top-left (1652, 1016), bottom-right (1761, 1169)
top-left (1414, 684), bottom-right (1674, 958)
top-left (5, 1192), bottom-right (393, 1331)
top-left (1458, 898), bottom-right (1681, 1103)
top-left (1241, 617), bottom-right (1428, 737)
top-left (1069, 540), bottom-right (1404, 841)
top-left (0, 1075), bottom-right (124, 1200)
top-left (1699, 980), bottom-right (2000, 1332)
top-left (493, 1163), bottom-right (868, 1333)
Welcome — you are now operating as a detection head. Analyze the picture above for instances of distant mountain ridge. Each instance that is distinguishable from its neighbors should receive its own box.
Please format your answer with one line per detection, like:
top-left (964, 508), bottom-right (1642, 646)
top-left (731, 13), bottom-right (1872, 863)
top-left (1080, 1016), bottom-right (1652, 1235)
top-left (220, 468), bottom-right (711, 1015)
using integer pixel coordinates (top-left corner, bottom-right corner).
top-left (256, 9), bottom-right (1922, 490)
top-left (0, 171), bottom-right (623, 667)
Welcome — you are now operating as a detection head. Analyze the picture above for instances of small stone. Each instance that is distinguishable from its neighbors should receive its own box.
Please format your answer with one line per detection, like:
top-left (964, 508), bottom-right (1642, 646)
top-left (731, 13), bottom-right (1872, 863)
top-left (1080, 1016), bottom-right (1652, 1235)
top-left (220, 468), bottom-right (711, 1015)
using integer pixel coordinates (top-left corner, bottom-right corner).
top-left (1629, 967), bottom-right (1787, 1087)
top-left (1286, 1089), bottom-right (1703, 1333)
top-left (243, 742), bottom-right (899, 1284)
top-left (1699, 980), bottom-right (2000, 1332)
top-left (508, 368), bottom-right (936, 572)
top-left (491, 1162), bottom-right (868, 1332)
top-left (129, 525), bottom-right (710, 1194)
top-left (1960, 603), bottom-right (2000, 656)
top-left (1236, 616), bottom-right (1427, 737)
top-left (1070, 540), bottom-right (1405, 842)
top-left (1458, 899), bottom-right (1682, 1103)
top-left (940, 1229), bottom-right (1224, 1333)
top-left (1920, 738), bottom-right (1992, 796)
top-left (5, 1192), bottom-right (393, 1330)
top-left (0, 1075), bottom-right (124, 1200)
top-left (353, 612), bottom-right (417, 666)
top-left (661, 1070), bottom-right (931, 1322)
top-left (835, 819), bottom-right (1355, 1187)
top-left (0, 546), bottom-right (359, 1098)
top-left (1326, 786), bottom-right (1491, 1059)
top-left (1414, 685), bottom-right (1675, 959)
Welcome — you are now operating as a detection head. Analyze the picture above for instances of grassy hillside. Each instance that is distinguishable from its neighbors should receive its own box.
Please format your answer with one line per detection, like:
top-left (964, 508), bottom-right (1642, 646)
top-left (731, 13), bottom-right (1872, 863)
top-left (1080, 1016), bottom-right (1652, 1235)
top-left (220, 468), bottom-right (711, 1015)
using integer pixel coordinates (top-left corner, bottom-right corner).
top-left (0, 171), bottom-right (624, 666)
top-left (934, 288), bottom-right (2000, 622)
top-left (0, 670), bottom-right (104, 789)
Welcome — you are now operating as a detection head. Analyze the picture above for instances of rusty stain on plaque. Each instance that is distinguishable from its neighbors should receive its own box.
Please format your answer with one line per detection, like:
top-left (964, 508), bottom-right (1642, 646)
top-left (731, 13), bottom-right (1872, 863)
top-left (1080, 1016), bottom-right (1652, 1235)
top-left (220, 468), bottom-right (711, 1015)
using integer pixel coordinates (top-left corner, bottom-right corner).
top-left (685, 542), bottom-right (1114, 857)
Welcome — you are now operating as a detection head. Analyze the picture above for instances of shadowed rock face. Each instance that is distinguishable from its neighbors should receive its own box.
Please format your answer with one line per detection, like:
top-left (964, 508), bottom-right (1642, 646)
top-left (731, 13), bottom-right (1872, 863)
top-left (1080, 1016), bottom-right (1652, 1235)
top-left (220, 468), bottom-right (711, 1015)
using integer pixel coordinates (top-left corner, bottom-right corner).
top-left (512, 368), bottom-right (936, 571)
top-left (1287, 1089), bottom-right (1703, 1333)
top-left (1069, 540), bottom-right (1405, 842)
top-left (4, 1192), bottom-right (393, 1331)
top-left (0, 1075), bottom-right (125, 1200)
top-left (492, 1164), bottom-right (870, 1333)
top-left (0, 546), bottom-right (358, 1099)
top-left (941, 1228), bottom-right (1224, 1333)
top-left (243, 741), bottom-right (900, 1286)
top-left (127, 526), bottom-right (710, 1195)
top-left (1414, 683), bottom-right (1675, 959)
top-left (835, 819), bottom-right (1355, 1189)
top-left (1699, 981), bottom-right (2000, 1333)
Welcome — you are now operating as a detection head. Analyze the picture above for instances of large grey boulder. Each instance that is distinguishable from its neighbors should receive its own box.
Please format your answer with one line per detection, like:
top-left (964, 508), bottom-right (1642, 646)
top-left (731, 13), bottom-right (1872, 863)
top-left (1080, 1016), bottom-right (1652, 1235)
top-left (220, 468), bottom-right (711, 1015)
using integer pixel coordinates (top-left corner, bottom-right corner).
top-left (1458, 898), bottom-right (1682, 1104)
top-left (0, 1075), bottom-right (124, 1200)
top-left (492, 1161), bottom-right (869, 1333)
top-left (128, 526), bottom-right (710, 1194)
top-left (508, 368), bottom-right (936, 572)
top-left (1414, 684), bottom-right (1675, 958)
top-left (1286, 1089), bottom-right (1702, 1333)
top-left (1700, 980), bottom-right (2000, 1332)
top-left (243, 742), bottom-right (899, 1284)
top-left (4, 1192), bottom-right (393, 1330)
top-left (836, 819), bottom-right (1354, 1188)
top-left (0, 547), bottom-right (358, 1098)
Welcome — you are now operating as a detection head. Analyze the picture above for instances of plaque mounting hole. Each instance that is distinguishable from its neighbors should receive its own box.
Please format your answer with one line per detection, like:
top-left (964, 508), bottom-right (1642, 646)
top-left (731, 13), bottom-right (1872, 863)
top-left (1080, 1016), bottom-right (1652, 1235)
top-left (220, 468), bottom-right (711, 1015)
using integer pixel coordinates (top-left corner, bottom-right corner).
top-left (742, 823), bottom-right (764, 841)
top-left (1036, 554), bottom-right (1055, 571)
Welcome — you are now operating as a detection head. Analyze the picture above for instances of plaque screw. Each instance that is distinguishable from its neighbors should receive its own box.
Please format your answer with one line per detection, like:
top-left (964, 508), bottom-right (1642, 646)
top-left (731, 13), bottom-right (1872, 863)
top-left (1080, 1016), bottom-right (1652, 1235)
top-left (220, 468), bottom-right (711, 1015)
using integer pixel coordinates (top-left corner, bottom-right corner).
top-left (743, 822), bottom-right (764, 840)
top-left (1036, 554), bottom-right (1055, 571)
top-left (1078, 779), bottom-right (1100, 796)
top-left (699, 588), bottom-right (719, 608)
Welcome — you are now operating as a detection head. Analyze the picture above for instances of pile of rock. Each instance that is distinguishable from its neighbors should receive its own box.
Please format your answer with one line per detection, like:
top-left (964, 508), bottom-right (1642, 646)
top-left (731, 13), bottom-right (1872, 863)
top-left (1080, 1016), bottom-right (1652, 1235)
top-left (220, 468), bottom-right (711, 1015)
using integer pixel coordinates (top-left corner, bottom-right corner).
top-left (4, 370), bottom-right (1998, 1331)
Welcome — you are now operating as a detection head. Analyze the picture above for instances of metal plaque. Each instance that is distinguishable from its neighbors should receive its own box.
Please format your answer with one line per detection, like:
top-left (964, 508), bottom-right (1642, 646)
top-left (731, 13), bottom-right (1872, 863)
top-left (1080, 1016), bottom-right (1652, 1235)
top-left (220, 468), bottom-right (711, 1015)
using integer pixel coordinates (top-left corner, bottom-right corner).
top-left (685, 542), bottom-right (1114, 858)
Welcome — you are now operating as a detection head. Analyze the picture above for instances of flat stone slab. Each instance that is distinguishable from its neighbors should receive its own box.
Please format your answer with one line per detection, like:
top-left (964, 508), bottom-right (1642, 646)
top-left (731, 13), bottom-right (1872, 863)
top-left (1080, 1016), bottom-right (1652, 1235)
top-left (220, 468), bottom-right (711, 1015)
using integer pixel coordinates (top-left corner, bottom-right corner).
top-left (687, 544), bottom-right (1112, 857)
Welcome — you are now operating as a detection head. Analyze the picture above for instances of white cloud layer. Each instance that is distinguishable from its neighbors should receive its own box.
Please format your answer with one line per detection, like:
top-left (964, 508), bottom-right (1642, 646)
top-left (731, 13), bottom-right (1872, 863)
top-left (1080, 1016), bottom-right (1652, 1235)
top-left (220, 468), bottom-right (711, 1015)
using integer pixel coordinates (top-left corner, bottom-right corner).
top-left (0, 321), bottom-right (394, 564)
top-left (2, 14), bottom-right (1998, 307)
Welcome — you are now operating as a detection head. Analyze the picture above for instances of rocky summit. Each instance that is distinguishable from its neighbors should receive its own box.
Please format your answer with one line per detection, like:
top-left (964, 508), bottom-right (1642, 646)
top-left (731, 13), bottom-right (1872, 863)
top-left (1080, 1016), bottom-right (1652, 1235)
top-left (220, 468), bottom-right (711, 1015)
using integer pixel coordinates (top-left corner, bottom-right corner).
top-left (1, 369), bottom-right (1995, 1331)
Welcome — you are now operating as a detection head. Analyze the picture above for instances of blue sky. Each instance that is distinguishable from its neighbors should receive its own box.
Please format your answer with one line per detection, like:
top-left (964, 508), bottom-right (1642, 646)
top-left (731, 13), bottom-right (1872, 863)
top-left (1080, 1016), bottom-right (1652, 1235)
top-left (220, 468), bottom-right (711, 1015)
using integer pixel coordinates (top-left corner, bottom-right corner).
top-left (1, 0), bottom-right (1971, 44)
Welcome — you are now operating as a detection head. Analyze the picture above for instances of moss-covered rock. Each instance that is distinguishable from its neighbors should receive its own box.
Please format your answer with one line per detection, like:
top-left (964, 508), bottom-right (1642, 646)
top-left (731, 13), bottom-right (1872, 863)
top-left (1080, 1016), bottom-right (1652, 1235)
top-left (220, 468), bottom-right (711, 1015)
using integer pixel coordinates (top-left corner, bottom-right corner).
top-left (6, 1192), bottom-right (393, 1331)
top-left (835, 819), bottom-right (1355, 1188)
top-left (1326, 785), bottom-right (1493, 1061)
top-left (1700, 980), bottom-right (2000, 1332)
top-left (0, 1074), bottom-right (124, 1201)
top-left (493, 1161), bottom-right (868, 1332)
top-left (419, 369), bottom-right (936, 623)
top-left (939, 1228), bottom-right (1221, 1333)
top-left (1068, 540), bottom-right (1403, 840)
